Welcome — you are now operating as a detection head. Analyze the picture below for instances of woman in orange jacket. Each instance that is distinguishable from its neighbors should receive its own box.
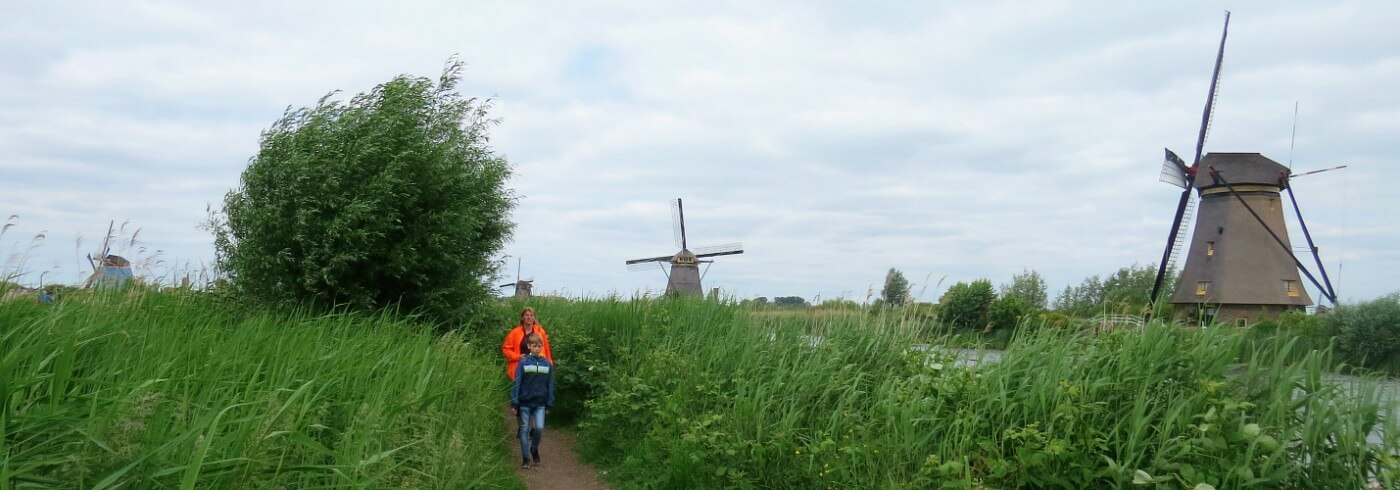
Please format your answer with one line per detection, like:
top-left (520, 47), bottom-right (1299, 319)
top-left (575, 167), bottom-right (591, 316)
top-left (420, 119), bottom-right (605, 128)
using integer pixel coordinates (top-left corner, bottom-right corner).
top-left (502, 307), bottom-right (554, 380)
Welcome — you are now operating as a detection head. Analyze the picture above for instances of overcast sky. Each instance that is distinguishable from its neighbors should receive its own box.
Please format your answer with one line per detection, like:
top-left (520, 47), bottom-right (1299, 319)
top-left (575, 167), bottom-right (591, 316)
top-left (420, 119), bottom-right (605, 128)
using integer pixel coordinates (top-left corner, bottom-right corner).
top-left (3, 1), bottom-right (1396, 305)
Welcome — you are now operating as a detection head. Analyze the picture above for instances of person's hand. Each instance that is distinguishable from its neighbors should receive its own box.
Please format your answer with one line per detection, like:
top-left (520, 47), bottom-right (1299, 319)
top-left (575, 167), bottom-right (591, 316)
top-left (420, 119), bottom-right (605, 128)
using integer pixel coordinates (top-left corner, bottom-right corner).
top-left (546, 408), bottom-right (551, 415)
top-left (511, 407), bottom-right (518, 416)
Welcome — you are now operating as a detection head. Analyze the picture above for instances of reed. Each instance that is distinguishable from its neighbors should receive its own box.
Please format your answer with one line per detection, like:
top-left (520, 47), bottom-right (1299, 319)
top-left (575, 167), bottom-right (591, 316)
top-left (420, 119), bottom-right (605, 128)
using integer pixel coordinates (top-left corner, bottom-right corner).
top-left (541, 297), bottom-right (1396, 488)
top-left (1, 290), bottom-right (519, 488)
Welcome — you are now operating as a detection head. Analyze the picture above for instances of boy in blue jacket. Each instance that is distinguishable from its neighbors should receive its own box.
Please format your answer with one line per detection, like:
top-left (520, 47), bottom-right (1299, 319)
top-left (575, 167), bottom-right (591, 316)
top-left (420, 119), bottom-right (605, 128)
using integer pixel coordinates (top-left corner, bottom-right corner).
top-left (511, 333), bottom-right (555, 469)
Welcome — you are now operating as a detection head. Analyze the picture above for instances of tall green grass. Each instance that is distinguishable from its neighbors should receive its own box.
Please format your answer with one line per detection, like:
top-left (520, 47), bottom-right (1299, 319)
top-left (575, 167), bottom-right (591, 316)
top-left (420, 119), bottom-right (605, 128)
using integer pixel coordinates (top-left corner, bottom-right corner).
top-left (1, 290), bottom-right (520, 488)
top-left (534, 297), bottom-right (1396, 488)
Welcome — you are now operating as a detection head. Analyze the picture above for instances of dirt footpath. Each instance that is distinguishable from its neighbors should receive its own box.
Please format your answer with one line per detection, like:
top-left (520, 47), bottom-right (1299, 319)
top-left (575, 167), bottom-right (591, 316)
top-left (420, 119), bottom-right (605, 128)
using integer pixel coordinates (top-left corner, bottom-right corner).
top-left (505, 408), bottom-right (608, 490)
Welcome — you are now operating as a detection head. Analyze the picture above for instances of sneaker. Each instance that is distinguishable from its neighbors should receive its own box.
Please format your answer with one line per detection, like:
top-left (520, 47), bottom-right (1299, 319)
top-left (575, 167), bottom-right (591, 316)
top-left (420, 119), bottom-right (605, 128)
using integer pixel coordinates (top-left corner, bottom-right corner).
top-left (521, 460), bottom-right (531, 470)
top-left (531, 449), bottom-right (541, 465)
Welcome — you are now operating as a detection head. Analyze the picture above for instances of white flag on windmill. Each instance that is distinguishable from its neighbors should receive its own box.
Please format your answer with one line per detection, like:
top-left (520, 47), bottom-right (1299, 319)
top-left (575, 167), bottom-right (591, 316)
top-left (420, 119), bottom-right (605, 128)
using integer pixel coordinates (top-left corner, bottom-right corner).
top-left (1159, 148), bottom-right (1191, 189)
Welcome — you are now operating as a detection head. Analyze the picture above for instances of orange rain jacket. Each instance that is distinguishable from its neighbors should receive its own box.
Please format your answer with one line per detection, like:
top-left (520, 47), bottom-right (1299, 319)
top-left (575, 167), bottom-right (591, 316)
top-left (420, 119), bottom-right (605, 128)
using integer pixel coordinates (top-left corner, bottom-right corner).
top-left (502, 324), bottom-right (554, 380)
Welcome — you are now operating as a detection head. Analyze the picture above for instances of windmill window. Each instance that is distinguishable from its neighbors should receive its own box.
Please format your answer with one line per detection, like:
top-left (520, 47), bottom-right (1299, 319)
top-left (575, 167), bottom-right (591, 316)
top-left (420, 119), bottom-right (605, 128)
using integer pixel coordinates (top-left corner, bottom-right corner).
top-left (1195, 281), bottom-right (1209, 296)
top-left (1207, 242), bottom-right (1215, 256)
top-left (1285, 280), bottom-right (1300, 297)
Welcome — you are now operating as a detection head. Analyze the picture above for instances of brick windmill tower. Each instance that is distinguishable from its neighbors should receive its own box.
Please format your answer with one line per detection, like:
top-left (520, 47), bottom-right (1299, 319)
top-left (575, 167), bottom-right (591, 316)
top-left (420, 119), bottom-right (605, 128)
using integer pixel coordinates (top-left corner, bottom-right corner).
top-left (626, 198), bottom-right (743, 296)
top-left (1149, 12), bottom-right (1338, 325)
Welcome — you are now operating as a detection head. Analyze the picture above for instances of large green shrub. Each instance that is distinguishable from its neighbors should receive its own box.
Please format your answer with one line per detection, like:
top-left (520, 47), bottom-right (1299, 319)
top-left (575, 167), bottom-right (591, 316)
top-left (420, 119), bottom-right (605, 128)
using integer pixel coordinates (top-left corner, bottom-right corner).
top-left (987, 295), bottom-right (1032, 333)
top-left (1324, 292), bottom-right (1400, 372)
top-left (214, 60), bottom-right (514, 328)
top-left (1245, 310), bottom-right (1329, 364)
top-left (939, 279), bottom-right (995, 330)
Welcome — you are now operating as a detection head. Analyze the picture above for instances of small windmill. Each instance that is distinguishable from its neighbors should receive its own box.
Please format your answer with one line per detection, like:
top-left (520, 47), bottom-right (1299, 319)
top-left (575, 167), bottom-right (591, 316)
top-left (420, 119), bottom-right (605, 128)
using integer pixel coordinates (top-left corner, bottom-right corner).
top-left (498, 257), bottom-right (533, 300)
top-left (626, 198), bottom-right (743, 296)
top-left (1148, 12), bottom-right (1338, 325)
top-left (84, 220), bottom-right (133, 289)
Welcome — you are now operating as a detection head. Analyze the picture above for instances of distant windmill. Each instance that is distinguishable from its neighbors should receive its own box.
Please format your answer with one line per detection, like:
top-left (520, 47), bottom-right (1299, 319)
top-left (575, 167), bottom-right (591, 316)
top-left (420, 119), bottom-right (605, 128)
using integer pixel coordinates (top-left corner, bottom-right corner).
top-left (1148, 12), bottom-right (1338, 325)
top-left (498, 257), bottom-right (533, 300)
top-left (625, 198), bottom-right (743, 296)
top-left (84, 220), bottom-right (133, 289)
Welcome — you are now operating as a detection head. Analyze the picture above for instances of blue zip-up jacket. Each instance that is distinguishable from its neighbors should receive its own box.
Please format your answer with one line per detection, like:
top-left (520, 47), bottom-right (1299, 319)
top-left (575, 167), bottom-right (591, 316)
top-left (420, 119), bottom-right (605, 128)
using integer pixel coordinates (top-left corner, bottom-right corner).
top-left (510, 354), bottom-right (555, 409)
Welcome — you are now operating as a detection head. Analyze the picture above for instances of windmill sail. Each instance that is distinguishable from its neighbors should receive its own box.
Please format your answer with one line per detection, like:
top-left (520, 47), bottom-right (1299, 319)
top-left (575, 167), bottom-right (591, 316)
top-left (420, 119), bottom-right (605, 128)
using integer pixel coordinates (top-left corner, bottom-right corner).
top-left (626, 254), bottom-right (674, 265)
top-left (1163, 192), bottom-right (1197, 272)
top-left (694, 242), bottom-right (744, 258)
top-left (627, 261), bottom-right (666, 273)
top-left (671, 198), bottom-right (686, 249)
top-left (1149, 11), bottom-right (1230, 309)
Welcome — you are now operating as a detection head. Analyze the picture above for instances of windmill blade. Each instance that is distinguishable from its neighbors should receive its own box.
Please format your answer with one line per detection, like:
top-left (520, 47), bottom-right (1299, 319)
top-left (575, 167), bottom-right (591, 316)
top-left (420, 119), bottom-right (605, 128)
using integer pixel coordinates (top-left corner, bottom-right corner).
top-left (1150, 187), bottom-right (1195, 307)
top-left (696, 250), bottom-right (743, 259)
top-left (693, 242), bottom-right (743, 257)
top-left (1164, 193), bottom-right (1198, 272)
top-left (1284, 186), bottom-right (1339, 304)
top-left (670, 198), bottom-right (686, 249)
top-left (499, 283), bottom-right (516, 288)
top-left (1149, 11), bottom-right (1229, 312)
top-left (626, 255), bottom-right (672, 266)
top-left (1190, 11), bottom-right (1230, 169)
top-left (1290, 164), bottom-right (1347, 179)
top-left (628, 261), bottom-right (665, 272)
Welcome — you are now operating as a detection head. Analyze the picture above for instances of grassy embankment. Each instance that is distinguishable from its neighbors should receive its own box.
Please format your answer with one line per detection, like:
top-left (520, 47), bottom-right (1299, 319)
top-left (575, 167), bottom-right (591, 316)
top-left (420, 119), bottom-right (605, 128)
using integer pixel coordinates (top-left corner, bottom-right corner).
top-left (536, 297), bottom-right (1397, 488)
top-left (1, 290), bottom-right (519, 488)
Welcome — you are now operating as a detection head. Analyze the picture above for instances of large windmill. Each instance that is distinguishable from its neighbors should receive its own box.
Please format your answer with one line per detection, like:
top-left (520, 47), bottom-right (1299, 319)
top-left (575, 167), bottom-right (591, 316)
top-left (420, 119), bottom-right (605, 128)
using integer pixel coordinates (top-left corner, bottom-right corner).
top-left (1148, 12), bottom-right (1338, 325)
top-left (498, 257), bottom-right (533, 300)
top-left (626, 198), bottom-right (743, 296)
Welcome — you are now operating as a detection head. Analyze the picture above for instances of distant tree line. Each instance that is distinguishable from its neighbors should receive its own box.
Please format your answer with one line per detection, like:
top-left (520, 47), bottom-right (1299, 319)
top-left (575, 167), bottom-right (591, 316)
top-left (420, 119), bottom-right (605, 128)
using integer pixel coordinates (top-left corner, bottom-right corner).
top-left (839, 265), bottom-right (1176, 338)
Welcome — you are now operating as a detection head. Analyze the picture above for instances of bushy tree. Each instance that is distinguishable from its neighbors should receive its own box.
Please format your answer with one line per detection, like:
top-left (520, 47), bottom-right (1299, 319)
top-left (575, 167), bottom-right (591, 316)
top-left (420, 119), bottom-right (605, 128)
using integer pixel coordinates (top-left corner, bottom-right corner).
top-left (1323, 292), bottom-right (1400, 372)
top-left (939, 279), bottom-right (995, 330)
top-left (213, 60), bottom-right (514, 327)
top-left (774, 296), bottom-right (809, 308)
top-left (987, 296), bottom-right (1032, 332)
top-left (1101, 264), bottom-right (1160, 312)
top-left (881, 268), bottom-right (910, 307)
top-left (999, 268), bottom-right (1047, 310)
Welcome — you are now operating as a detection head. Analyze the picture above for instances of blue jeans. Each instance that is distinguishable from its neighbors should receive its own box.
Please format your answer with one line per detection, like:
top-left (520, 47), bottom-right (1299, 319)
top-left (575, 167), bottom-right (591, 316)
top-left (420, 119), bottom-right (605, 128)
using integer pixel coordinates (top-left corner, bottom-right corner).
top-left (517, 406), bottom-right (546, 460)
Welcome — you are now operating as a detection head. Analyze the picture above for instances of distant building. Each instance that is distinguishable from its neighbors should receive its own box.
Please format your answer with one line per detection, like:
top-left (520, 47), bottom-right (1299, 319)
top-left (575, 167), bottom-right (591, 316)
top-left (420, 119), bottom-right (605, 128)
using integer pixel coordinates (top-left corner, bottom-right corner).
top-left (86, 255), bottom-right (133, 289)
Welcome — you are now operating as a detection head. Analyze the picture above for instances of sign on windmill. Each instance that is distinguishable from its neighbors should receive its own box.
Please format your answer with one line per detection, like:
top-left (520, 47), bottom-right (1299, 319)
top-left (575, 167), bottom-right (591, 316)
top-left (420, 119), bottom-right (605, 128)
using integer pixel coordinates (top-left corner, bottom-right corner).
top-left (625, 198), bottom-right (743, 296)
top-left (1148, 12), bottom-right (1338, 326)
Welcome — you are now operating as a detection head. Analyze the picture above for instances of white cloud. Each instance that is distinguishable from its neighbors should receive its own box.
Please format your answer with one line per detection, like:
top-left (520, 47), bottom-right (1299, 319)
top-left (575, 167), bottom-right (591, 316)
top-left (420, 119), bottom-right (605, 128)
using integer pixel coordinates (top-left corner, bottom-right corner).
top-left (3, 1), bottom-right (1396, 305)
